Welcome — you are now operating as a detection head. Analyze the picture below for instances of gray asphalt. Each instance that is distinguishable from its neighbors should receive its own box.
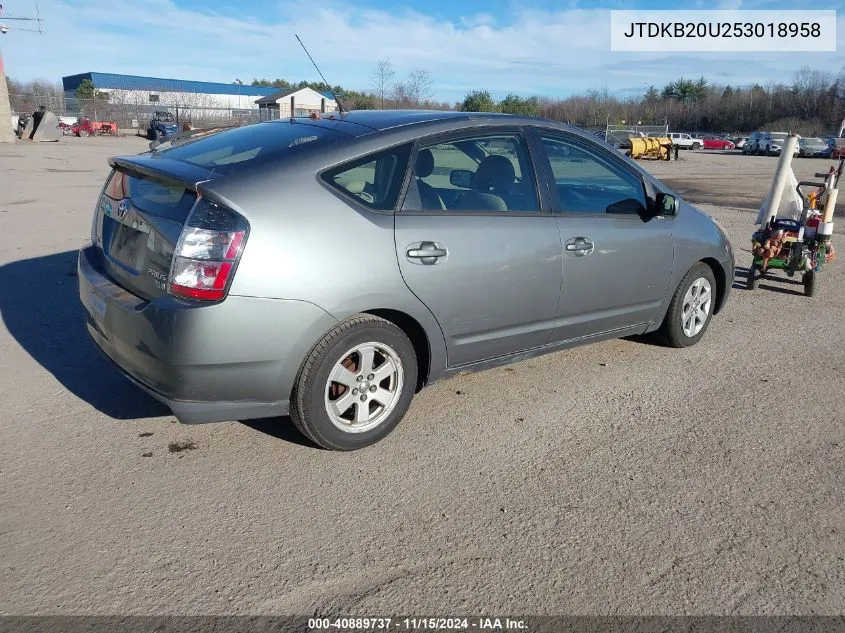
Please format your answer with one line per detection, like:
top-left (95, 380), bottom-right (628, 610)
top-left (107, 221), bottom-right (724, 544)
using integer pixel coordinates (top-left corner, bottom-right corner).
top-left (1, 137), bottom-right (843, 616)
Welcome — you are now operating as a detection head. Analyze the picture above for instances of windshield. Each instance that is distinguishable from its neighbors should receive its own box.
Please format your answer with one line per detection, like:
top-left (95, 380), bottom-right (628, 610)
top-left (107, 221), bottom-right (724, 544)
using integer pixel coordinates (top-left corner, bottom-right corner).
top-left (803, 138), bottom-right (825, 145)
top-left (770, 134), bottom-right (788, 143)
top-left (155, 121), bottom-right (347, 174)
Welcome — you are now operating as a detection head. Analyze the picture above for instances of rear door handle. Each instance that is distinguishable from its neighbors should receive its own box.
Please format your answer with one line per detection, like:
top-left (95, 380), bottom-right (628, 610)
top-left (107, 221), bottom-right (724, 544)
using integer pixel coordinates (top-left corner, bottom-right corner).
top-left (564, 237), bottom-right (594, 256)
top-left (406, 241), bottom-right (448, 264)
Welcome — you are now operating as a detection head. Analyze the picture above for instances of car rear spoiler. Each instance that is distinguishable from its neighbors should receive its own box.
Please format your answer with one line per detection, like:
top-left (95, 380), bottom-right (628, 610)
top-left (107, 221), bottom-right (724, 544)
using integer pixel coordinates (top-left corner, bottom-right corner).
top-left (108, 155), bottom-right (214, 191)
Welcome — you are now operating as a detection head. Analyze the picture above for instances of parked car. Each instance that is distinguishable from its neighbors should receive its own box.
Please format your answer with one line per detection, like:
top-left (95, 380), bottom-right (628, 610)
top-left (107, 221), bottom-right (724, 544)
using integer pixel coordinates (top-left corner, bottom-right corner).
top-left (146, 111), bottom-right (179, 141)
top-left (667, 132), bottom-right (701, 149)
top-left (758, 132), bottom-right (800, 156)
top-left (742, 131), bottom-right (765, 155)
top-left (798, 137), bottom-right (831, 158)
top-left (698, 134), bottom-right (735, 150)
top-left (77, 110), bottom-right (735, 450)
top-left (733, 137), bottom-right (748, 150)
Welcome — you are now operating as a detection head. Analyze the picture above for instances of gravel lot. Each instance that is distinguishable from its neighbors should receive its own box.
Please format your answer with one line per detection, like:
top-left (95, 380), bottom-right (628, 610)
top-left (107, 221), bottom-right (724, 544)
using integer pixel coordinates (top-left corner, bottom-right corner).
top-left (1, 138), bottom-right (843, 617)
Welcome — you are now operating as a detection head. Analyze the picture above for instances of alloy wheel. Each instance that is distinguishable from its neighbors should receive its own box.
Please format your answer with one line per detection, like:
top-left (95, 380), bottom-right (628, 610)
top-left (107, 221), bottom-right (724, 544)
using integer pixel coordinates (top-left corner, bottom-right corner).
top-left (324, 342), bottom-right (404, 433)
top-left (681, 277), bottom-right (712, 338)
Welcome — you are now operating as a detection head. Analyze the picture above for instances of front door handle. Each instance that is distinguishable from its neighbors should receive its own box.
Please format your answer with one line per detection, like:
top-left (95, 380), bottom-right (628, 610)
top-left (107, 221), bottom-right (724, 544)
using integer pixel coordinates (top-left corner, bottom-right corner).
top-left (406, 241), bottom-right (448, 264)
top-left (564, 237), bottom-right (594, 256)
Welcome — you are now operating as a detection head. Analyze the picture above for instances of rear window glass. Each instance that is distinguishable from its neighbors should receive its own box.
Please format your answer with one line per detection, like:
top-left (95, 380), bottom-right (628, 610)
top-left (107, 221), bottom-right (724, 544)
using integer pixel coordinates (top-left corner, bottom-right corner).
top-left (105, 170), bottom-right (198, 223)
top-left (156, 122), bottom-right (346, 174)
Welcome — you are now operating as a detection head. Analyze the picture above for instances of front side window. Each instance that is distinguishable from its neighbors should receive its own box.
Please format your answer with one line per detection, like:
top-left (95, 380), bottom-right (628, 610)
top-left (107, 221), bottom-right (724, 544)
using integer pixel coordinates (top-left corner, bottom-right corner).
top-left (539, 134), bottom-right (648, 215)
top-left (402, 132), bottom-right (540, 213)
top-left (323, 143), bottom-right (412, 211)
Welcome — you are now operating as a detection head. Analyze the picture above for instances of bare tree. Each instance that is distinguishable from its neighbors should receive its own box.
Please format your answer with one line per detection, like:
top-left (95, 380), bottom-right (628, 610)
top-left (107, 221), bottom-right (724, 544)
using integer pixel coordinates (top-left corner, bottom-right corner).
top-left (392, 81), bottom-right (410, 109)
top-left (406, 69), bottom-right (433, 106)
top-left (371, 59), bottom-right (395, 109)
top-left (6, 78), bottom-right (65, 114)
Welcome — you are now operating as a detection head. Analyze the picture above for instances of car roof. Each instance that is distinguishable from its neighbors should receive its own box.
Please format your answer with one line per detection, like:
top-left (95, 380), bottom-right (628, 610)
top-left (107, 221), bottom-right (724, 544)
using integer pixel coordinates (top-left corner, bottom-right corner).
top-left (292, 109), bottom-right (522, 137)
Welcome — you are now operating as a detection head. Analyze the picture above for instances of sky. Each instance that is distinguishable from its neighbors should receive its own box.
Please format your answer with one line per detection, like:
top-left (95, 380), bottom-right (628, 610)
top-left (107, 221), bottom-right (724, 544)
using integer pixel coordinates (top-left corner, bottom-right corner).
top-left (2, 0), bottom-right (845, 102)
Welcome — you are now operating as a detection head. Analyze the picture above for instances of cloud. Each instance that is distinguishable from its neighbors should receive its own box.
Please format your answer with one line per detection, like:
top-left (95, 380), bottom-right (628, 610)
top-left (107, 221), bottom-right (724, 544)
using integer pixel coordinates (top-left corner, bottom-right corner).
top-left (3, 0), bottom-right (845, 101)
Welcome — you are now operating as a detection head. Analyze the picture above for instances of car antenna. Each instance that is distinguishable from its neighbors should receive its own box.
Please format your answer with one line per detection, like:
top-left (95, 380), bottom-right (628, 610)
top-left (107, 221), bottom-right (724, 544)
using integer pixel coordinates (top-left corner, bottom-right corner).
top-left (294, 34), bottom-right (345, 114)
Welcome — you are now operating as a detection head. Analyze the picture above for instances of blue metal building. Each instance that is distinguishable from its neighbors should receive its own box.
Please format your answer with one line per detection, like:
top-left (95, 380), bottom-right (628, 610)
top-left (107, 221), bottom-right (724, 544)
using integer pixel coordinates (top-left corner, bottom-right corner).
top-left (61, 72), bottom-right (281, 110)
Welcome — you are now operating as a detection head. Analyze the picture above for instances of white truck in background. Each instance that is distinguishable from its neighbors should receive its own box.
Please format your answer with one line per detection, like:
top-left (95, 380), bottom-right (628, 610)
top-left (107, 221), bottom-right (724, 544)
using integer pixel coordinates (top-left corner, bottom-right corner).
top-left (667, 132), bottom-right (702, 150)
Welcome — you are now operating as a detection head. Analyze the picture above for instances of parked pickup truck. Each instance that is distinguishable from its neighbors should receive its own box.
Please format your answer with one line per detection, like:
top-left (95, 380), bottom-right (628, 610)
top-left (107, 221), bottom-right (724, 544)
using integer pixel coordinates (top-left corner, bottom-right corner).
top-left (647, 132), bottom-right (699, 149)
top-left (649, 132), bottom-right (703, 149)
top-left (667, 132), bottom-right (702, 149)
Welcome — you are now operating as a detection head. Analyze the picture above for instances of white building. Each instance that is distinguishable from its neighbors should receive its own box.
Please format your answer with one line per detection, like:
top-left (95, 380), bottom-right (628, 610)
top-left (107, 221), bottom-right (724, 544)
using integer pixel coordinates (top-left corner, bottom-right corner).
top-left (61, 72), bottom-right (280, 123)
top-left (255, 87), bottom-right (339, 120)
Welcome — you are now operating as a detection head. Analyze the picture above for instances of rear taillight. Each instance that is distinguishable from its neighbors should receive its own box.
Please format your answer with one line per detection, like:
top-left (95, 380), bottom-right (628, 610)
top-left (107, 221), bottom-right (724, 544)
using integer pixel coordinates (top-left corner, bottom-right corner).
top-left (168, 197), bottom-right (248, 302)
top-left (104, 170), bottom-right (128, 199)
top-left (93, 170), bottom-right (127, 244)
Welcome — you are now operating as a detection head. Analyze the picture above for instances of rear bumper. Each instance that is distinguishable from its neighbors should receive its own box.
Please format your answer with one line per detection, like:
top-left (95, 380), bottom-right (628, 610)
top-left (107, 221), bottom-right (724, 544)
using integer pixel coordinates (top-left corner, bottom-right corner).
top-left (77, 244), bottom-right (337, 423)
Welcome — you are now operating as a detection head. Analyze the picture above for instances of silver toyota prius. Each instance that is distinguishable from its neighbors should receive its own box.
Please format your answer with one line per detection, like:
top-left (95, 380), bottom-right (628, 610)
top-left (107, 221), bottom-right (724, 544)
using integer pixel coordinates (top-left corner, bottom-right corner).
top-left (78, 110), bottom-right (735, 450)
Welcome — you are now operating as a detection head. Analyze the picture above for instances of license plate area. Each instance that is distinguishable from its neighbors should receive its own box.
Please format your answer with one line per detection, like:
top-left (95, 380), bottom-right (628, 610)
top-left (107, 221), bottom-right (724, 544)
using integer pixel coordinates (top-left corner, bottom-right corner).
top-left (104, 218), bottom-right (148, 272)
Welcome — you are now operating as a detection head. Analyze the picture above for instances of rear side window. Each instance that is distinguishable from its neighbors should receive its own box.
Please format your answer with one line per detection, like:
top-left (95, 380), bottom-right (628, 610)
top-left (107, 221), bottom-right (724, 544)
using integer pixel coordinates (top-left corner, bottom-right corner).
top-left (157, 121), bottom-right (345, 174)
top-left (322, 143), bottom-right (412, 211)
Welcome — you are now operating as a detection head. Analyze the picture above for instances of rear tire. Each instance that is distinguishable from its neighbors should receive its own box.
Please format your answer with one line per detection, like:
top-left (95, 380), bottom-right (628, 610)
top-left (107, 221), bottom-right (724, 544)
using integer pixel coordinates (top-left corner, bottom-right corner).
top-left (289, 314), bottom-right (418, 451)
top-left (661, 263), bottom-right (718, 348)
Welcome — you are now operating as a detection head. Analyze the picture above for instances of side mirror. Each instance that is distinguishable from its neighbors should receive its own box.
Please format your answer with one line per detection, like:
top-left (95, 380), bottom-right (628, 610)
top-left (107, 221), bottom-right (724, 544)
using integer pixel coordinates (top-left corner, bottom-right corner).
top-left (654, 192), bottom-right (678, 216)
top-left (450, 169), bottom-right (474, 189)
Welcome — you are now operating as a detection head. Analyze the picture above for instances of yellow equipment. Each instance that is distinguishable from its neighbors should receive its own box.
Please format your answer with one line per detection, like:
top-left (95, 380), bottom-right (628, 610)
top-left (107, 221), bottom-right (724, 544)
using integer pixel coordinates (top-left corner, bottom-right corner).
top-left (628, 136), bottom-right (672, 160)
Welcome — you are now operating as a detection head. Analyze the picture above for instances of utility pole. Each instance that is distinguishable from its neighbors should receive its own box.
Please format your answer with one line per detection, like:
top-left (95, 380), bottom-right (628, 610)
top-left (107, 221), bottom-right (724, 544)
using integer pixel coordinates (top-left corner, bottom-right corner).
top-left (0, 3), bottom-right (46, 143)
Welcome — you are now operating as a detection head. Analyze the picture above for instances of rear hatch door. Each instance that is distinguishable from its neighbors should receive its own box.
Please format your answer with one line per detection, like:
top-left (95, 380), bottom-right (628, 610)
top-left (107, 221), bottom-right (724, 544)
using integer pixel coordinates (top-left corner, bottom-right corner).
top-left (93, 155), bottom-right (211, 300)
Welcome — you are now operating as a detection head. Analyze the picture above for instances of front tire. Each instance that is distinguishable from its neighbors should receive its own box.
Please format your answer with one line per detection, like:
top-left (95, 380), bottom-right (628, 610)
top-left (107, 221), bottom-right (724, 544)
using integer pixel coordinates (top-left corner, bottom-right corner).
top-left (661, 263), bottom-right (718, 348)
top-left (746, 262), bottom-right (758, 290)
top-left (289, 314), bottom-right (418, 451)
top-left (692, 142), bottom-right (701, 150)
top-left (803, 270), bottom-right (817, 297)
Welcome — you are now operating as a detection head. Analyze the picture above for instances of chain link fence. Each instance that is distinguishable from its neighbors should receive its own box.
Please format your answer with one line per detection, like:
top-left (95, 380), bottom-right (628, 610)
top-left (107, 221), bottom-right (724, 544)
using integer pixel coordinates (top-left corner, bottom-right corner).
top-left (10, 94), bottom-right (268, 133)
